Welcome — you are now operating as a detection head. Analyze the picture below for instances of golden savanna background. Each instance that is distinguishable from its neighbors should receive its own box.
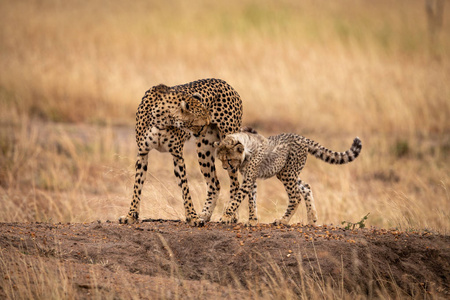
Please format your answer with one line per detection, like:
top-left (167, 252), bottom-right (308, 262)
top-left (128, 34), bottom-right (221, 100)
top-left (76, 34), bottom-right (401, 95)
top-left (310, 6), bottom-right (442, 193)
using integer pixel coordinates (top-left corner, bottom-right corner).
top-left (1, 0), bottom-right (449, 232)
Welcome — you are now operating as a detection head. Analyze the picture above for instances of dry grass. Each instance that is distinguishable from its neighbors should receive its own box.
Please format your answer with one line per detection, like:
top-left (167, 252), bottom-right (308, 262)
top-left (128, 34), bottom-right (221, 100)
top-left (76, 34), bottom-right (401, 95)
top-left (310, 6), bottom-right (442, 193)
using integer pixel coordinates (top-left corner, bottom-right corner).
top-left (0, 247), bottom-right (245, 299)
top-left (2, 0), bottom-right (448, 231)
top-left (0, 0), bottom-right (449, 297)
top-left (1, 0), bottom-right (449, 131)
top-left (0, 244), bottom-right (425, 300)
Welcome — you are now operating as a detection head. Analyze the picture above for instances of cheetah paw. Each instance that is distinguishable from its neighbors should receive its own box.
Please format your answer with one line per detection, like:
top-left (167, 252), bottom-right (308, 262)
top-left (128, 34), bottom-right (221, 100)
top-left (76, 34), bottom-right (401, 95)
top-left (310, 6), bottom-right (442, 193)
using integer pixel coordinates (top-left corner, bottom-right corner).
top-left (219, 214), bottom-right (237, 225)
top-left (273, 218), bottom-right (289, 226)
top-left (247, 218), bottom-right (258, 227)
top-left (308, 219), bottom-right (318, 226)
top-left (186, 216), bottom-right (205, 227)
top-left (199, 212), bottom-right (212, 223)
top-left (118, 215), bottom-right (139, 224)
top-left (307, 214), bottom-right (318, 226)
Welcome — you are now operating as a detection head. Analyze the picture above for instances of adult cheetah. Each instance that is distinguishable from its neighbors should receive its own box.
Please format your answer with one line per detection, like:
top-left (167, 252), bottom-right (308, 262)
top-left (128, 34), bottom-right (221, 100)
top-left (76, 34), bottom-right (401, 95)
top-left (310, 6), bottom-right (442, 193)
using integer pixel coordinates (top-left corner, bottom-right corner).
top-left (119, 79), bottom-right (243, 226)
top-left (215, 127), bottom-right (362, 225)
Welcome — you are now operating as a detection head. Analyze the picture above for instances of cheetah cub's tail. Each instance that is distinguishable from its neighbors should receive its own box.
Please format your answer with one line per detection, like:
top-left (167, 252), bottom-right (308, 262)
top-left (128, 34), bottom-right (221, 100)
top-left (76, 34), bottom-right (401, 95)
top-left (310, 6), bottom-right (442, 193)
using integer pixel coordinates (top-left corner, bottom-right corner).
top-left (306, 137), bottom-right (362, 164)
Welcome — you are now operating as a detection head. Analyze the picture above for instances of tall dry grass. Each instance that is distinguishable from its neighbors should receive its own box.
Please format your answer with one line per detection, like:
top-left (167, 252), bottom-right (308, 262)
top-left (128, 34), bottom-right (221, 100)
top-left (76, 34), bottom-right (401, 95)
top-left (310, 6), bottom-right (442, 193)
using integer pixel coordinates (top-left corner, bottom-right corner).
top-left (1, 246), bottom-right (248, 299)
top-left (1, 241), bottom-right (427, 299)
top-left (0, 0), bottom-right (449, 233)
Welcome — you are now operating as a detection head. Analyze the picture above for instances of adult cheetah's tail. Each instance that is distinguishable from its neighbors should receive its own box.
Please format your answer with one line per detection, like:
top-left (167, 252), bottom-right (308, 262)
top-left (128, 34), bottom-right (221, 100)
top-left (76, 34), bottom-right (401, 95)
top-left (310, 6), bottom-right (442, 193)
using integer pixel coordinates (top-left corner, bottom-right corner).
top-left (306, 137), bottom-right (362, 165)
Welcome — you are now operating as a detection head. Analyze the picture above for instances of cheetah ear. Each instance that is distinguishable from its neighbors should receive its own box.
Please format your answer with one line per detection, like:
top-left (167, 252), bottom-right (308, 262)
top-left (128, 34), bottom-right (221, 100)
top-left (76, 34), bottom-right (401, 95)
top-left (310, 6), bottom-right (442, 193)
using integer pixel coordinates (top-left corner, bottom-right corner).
top-left (153, 84), bottom-right (170, 94)
top-left (223, 138), bottom-right (235, 148)
top-left (180, 100), bottom-right (189, 112)
top-left (236, 144), bottom-right (245, 153)
top-left (192, 93), bottom-right (202, 102)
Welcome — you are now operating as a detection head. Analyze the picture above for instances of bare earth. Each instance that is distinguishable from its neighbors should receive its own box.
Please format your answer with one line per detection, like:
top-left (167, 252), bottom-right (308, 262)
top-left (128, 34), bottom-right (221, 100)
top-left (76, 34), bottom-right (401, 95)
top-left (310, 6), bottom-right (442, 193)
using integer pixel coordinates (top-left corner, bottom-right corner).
top-left (0, 220), bottom-right (449, 299)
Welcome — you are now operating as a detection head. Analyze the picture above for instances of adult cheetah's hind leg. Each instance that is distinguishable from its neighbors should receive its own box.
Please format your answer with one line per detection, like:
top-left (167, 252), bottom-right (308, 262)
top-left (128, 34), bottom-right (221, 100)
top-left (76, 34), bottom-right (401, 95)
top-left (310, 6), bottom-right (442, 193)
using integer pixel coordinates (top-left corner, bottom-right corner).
top-left (119, 153), bottom-right (149, 224)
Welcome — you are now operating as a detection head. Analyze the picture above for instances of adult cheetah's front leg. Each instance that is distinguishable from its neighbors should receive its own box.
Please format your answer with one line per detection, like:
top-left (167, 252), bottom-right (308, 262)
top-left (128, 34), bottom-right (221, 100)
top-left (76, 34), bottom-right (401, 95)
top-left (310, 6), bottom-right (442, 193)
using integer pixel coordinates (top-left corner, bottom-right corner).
top-left (196, 127), bottom-right (221, 222)
top-left (119, 152), bottom-right (203, 226)
top-left (197, 126), bottom-right (241, 222)
top-left (120, 126), bottom-right (203, 226)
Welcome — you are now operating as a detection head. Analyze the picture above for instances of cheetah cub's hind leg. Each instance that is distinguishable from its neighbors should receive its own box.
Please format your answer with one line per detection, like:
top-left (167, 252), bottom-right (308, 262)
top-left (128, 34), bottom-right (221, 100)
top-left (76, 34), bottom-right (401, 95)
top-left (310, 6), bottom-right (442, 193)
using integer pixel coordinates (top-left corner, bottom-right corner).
top-left (299, 180), bottom-right (317, 225)
top-left (273, 176), bottom-right (302, 226)
top-left (273, 179), bottom-right (317, 226)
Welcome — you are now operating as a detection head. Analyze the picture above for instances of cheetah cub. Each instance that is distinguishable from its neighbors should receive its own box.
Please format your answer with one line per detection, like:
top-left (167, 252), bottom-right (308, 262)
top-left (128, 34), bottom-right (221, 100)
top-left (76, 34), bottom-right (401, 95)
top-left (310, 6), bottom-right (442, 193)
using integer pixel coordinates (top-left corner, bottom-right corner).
top-left (215, 127), bottom-right (362, 226)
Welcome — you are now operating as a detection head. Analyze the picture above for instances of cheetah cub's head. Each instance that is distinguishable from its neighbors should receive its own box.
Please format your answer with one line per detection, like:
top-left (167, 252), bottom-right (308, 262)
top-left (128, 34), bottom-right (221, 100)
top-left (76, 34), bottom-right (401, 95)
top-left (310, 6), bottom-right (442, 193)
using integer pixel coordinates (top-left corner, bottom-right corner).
top-left (215, 137), bottom-right (245, 172)
top-left (171, 93), bottom-right (211, 136)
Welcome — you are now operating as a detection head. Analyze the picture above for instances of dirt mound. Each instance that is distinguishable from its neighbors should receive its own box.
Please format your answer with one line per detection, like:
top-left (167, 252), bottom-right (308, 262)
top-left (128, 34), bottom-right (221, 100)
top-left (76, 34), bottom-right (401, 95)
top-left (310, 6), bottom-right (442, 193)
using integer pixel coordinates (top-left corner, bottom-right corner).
top-left (1, 221), bottom-right (449, 299)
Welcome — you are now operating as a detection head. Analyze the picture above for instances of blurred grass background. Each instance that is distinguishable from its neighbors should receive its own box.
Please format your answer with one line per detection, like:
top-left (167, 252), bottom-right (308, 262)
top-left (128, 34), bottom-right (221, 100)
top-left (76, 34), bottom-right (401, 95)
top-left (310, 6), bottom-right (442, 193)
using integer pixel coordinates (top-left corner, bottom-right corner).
top-left (0, 0), bottom-right (449, 232)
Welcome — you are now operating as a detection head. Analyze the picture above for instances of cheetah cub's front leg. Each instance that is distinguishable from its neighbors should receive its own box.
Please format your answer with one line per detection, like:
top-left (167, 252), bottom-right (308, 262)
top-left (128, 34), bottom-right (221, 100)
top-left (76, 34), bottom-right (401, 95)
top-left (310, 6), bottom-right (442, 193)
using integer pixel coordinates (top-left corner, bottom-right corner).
top-left (247, 182), bottom-right (258, 226)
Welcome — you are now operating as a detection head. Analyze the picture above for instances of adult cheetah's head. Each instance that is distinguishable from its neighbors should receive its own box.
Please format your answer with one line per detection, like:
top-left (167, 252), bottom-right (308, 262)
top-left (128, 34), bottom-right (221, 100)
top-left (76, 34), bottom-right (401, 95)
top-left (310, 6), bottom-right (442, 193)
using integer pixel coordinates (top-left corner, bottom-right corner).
top-left (215, 136), bottom-right (245, 172)
top-left (170, 93), bottom-right (211, 136)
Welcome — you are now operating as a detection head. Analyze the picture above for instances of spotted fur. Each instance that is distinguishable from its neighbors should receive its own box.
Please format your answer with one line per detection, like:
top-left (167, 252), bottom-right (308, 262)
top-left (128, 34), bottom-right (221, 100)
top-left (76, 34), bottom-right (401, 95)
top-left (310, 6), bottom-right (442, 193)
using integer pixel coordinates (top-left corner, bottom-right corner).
top-left (215, 128), bottom-right (362, 225)
top-left (119, 79), bottom-right (243, 226)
